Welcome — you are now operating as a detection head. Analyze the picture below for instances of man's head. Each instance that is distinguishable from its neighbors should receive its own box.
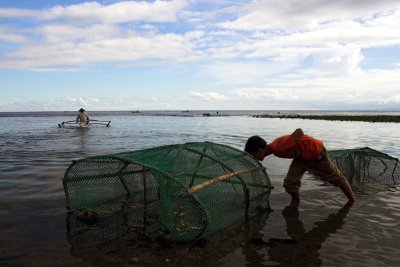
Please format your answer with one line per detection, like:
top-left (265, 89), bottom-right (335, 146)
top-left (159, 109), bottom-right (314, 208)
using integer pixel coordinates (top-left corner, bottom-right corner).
top-left (245, 135), bottom-right (270, 161)
top-left (79, 108), bottom-right (85, 112)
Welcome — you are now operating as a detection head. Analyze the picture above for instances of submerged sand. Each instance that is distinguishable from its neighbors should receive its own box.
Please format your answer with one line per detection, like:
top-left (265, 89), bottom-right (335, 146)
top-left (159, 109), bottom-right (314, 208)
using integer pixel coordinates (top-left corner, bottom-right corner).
top-left (2, 181), bottom-right (399, 267)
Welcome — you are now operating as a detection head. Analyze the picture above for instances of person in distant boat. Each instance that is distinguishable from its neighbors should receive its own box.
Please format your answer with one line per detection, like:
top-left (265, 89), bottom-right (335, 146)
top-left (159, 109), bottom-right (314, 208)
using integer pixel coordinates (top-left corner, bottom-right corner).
top-left (76, 108), bottom-right (90, 126)
top-left (244, 128), bottom-right (355, 206)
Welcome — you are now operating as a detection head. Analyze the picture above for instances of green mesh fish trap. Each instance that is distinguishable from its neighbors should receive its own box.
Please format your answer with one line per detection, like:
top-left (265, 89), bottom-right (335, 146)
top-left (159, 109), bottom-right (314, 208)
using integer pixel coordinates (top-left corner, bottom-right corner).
top-left (328, 147), bottom-right (400, 193)
top-left (63, 141), bottom-right (273, 241)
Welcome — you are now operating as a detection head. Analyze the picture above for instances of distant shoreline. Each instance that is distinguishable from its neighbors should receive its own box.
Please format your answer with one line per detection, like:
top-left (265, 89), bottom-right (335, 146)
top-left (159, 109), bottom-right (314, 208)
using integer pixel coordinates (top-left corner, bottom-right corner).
top-left (252, 114), bottom-right (400, 123)
top-left (1, 110), bottom-right (400, 120)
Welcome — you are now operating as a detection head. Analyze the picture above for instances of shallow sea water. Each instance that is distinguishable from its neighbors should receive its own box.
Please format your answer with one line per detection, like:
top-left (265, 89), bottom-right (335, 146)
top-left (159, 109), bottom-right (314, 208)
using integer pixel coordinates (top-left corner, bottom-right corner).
top-left (1, 111), bottom-right (400, 266)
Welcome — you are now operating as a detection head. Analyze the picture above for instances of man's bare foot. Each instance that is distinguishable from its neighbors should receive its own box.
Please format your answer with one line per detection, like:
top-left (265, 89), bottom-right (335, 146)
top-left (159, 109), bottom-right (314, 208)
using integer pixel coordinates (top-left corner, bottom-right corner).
top-left (340, 180), bottom-right (355, 203)
top-left (289, 191), bottom-right (300, 206)
top-left (289, 199), bottom-right (300, 206)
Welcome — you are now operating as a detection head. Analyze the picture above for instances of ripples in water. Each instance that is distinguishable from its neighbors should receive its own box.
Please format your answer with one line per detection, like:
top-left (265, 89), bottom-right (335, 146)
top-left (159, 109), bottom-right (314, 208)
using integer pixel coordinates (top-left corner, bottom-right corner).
top-left (1, 114), bottom-right (400, 266)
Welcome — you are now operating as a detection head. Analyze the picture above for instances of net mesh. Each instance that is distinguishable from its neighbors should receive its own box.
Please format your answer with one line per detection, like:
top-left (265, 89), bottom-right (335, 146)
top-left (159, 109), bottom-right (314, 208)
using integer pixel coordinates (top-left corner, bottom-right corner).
top-left (63, 141), bottom-right (273, 241)
top-left (328, 147), bottom-right (400, 193)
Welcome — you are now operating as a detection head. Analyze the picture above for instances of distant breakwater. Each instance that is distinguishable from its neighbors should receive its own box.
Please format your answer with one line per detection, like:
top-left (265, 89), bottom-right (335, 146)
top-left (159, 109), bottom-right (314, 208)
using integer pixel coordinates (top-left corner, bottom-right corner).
top-left (252, 114), bottom-right (400, 123)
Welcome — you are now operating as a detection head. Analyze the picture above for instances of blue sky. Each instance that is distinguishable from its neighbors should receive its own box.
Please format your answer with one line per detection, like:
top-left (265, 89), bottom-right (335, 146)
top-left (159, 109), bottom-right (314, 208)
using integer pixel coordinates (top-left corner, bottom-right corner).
top-left (0, 0), bottom-right (400, 111)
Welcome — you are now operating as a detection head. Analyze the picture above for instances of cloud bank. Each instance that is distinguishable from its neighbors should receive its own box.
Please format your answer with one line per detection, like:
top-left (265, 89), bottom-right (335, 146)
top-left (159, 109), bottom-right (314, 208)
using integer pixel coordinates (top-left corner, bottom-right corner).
top-left (0, 0), bottom-right (400, 110)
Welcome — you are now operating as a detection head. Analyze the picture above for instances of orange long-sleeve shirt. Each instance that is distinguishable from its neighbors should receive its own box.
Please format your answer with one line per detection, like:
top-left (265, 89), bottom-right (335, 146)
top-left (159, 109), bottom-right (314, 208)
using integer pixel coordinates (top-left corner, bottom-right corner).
top-left (268, 134), bottom-right (324, 160)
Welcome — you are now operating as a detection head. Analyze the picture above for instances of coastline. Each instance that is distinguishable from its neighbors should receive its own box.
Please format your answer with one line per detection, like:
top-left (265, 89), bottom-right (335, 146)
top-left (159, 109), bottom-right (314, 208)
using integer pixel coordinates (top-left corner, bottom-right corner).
top-left (252, 114), bottom-right (400, 123)
top-left (1, 110), bottom-right (400, 119)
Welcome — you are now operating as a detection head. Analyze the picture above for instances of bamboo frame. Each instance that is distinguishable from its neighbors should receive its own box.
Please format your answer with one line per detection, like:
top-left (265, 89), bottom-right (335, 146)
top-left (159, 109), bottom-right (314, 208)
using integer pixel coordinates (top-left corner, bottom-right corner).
top-left (187, 166), bottom-right (265, 194)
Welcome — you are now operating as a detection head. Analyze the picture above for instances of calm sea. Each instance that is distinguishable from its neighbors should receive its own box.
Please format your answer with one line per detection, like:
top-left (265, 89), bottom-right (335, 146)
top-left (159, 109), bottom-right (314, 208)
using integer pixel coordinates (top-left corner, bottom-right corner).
top-left (1, 110), bottom-right (400, 266)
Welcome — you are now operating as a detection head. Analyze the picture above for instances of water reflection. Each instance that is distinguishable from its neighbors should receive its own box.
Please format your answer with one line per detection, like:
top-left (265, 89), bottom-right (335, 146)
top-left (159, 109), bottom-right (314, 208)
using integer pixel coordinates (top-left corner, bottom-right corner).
top-left (65, 210), bottom-right (161, 265)
top-left (65, 202), bottom-right (351, 266)
top-left (260, 203), bottom-right (351, 266)
top-left (78, 127), bottom-right (89, 151)
top-left (65, 207), bottom-right (274, 266)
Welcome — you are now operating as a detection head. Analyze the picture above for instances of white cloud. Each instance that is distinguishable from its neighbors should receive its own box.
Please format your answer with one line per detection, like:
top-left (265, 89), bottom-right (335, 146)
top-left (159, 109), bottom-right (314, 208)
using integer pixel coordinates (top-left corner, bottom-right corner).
top-left (232, 87), bottom-right (298, 101)
top-left (0, 95), bottom-right (192, 111)
top-left (200, 61), bottom-right (290, 86)
top-left (0, 31), bottom-right (198, 68)
top-left (229, 68), bottom-right (400, 107)
top-left (1, 1), bottom-right (400, 111)
top-left (0, 32), bottom-right (27, 43)
top-left (37, 24), bottom-right (123, 43)
top-left (0, 0), bottom-right (188, 23)
top-left (1, 69), bottom-right (399, 111)
top-left (385, 94), bottom-right (400, 104)
top-left (0, 8), bottom-right (36, 18)
top-left (220, 0), bottom-right (400, 30)
top-left (191, 92), bottom-right (231, 101)
top-left (1, 1), bottom-right (400, 72)
top-left (0, 26), bottom-right (30, 43)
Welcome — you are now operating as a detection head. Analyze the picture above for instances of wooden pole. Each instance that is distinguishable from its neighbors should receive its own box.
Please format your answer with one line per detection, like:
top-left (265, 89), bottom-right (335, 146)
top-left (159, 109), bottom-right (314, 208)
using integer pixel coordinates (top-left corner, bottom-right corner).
top-left (187, 166), bottom-right (265, 194)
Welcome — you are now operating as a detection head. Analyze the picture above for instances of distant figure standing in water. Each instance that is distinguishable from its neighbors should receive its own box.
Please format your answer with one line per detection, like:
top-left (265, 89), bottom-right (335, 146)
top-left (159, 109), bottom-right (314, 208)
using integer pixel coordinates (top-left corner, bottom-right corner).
top-left (76, 108), bottom-right (90, 127)
top-left (245, 128), bottom-right (355, 206)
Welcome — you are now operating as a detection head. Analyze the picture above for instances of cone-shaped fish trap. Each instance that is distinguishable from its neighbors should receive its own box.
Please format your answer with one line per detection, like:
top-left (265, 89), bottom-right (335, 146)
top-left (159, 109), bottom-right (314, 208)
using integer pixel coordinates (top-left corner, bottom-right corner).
top-left (63, 142), bottom-right (273, 241)
top-left (328, 147), bottom-right (400, 193)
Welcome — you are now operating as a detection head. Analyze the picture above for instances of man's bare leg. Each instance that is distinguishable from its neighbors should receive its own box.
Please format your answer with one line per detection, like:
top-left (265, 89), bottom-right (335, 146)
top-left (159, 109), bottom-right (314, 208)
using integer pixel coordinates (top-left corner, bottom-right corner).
top-left (340, 180), bottom-right (355, 203)
top-left (289, 191), bottom-right (300, 206)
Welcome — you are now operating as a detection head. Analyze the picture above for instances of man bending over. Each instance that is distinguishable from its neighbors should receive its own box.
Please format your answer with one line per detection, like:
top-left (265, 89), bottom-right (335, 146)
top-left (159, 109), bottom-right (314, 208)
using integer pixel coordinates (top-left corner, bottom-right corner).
top-left (245, 128), bottom-right (355, 206)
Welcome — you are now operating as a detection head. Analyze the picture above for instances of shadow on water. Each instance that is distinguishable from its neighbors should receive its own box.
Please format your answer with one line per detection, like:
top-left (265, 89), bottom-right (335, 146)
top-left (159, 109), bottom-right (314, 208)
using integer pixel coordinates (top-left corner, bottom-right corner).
top-left (252, 203), bottom-right (351, 266)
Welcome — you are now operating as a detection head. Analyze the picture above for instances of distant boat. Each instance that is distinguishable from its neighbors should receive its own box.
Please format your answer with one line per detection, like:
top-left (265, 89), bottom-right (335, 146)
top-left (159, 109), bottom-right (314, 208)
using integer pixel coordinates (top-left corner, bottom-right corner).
top-left (58, 120), bottom-right (111, 128)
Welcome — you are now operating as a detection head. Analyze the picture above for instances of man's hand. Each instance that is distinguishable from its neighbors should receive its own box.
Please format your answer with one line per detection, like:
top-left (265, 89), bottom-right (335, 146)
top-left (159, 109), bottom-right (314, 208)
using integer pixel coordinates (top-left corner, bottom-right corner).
top-left (290, 128), bottom-right (304, 141)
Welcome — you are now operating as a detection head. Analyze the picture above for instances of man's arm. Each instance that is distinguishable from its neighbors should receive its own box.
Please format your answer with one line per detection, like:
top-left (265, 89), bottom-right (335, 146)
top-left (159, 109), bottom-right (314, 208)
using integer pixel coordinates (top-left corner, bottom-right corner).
top-left (289, 128), bottom-right (304, 158)
top-left (290, 128), bottom-right (304, 141)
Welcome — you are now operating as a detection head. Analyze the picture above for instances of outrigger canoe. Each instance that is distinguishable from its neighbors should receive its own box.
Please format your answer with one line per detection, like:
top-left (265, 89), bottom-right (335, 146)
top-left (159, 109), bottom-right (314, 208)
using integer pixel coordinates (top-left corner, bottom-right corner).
top-left (58, 120), bottom-right (111, 128)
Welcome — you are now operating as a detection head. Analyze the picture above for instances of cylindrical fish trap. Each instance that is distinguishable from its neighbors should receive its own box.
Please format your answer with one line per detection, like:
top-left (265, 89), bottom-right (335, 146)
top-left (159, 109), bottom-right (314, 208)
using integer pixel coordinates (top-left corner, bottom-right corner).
top-left (328, 147), bottom-right (400, 193)
top-left (63, 142), bottom-right (273, 241)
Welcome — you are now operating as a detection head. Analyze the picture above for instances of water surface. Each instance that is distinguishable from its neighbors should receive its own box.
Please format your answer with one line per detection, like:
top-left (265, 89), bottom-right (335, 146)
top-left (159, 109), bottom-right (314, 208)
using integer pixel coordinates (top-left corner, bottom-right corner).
top-left (1, 111), bottom-right (399, 266)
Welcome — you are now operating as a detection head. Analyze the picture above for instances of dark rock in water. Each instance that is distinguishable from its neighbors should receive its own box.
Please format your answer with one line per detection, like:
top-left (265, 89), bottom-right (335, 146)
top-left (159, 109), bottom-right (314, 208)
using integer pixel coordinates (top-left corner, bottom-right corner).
top-left (252, 114), bottom-right (400, 123)
top-left (76, 209), bottom-right (98, 224)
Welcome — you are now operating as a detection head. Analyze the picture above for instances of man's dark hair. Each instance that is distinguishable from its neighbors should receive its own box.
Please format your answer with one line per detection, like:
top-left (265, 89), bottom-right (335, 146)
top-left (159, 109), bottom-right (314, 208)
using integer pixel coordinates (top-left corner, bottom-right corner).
top-left (245, 135), bottom-right (267, 154)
